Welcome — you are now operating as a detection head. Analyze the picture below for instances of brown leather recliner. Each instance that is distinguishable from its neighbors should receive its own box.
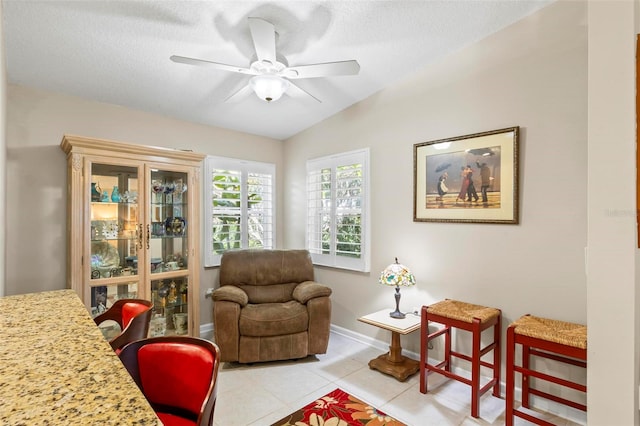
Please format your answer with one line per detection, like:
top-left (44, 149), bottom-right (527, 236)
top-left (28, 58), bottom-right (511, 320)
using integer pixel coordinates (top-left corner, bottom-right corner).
top-left (212, 249), bottom-right (332, 363)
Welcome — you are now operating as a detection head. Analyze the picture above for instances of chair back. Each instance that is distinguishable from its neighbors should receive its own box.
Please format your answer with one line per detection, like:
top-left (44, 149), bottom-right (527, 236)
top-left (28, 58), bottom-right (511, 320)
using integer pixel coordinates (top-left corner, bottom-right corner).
top-left (94, 299), bottom-right (153, 352)
top-left (219, 249), bottom-right (315, 304)
top-left (119, 336), bottom-right (220, 426)
top-left (122, 301), bottom-right (150, 328)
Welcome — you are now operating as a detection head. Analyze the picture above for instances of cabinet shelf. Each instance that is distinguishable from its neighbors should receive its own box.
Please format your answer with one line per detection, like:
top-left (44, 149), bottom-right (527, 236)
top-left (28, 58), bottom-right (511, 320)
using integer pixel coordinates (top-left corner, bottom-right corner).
top-left (91, 201), bottom-right (138, 206)
top-left (150, 202), bottom-right (187, 207)
top-left (150, 235), bottom-right (186, 240)
top-left (91, 237), bottom-right (137, 242)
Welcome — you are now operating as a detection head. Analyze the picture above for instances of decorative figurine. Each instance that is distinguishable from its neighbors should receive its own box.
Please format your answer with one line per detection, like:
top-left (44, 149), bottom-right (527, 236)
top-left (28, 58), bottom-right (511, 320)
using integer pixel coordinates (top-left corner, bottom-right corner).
top-left (100, 190), bottom-right (109, 202)
top-left (111, 186), bottom-right (120, 202)
top-left (91, 182), bottom-right (102, 202)
top-left (168, 281), bottom-right (178, 304)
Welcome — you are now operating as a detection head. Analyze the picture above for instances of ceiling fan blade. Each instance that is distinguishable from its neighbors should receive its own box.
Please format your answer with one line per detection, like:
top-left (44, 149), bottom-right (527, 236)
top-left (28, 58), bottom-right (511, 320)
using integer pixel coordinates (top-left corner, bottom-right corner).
top-left (286, 81), bottom-right (321, 103)
top-left (284, 60), bottom-right (360, 79)
top-left (224, 84), bottom-right (254, 103)
top-left (248, 17), bottom-right (277, 64)
top-left (170, 55), bottom-right (256, 75)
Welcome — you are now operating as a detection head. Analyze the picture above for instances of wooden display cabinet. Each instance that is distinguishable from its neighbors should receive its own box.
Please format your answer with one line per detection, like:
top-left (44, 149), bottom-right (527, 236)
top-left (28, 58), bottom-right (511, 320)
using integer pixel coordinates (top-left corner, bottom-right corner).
top-left (60, 135), bottom-right (205, 336)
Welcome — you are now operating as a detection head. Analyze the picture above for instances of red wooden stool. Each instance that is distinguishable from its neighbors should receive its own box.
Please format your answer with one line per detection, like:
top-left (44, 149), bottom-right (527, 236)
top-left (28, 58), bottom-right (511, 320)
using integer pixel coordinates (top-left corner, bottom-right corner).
top-left (505, 314), bottom-right (587, 426)
top-left (420, 299), bottom-right (501, 418)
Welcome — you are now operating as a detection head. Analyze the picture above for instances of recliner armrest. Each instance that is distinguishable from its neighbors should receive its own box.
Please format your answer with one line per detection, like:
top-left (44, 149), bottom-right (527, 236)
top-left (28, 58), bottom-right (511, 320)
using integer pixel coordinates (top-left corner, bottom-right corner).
top-left (212, 286), bottom-right (249, 307)
top-left (293, 281), bottom-right (332, 304)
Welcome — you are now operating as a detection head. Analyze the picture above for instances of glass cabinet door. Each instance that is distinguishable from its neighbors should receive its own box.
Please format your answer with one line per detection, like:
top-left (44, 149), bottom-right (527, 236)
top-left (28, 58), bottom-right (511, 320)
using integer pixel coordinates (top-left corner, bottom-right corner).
top-left (89, 163), bottom-right (142, 316)
top-left (148, 169), bottom-right (190, 335)
top-left (149, 170), bottom-right (189, 274)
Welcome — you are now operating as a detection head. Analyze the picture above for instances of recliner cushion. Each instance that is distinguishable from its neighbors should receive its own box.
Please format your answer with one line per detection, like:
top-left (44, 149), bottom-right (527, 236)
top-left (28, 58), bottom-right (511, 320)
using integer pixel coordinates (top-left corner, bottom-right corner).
top-left (239, 301), bottom-right (309, 337)
top-left (237, 282), bottom-right (298, 304)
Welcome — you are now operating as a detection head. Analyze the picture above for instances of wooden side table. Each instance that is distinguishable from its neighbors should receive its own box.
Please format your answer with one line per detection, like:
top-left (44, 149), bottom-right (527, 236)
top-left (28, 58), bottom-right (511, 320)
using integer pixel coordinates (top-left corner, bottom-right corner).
top-left (358, 308), bottom-right (421, 381)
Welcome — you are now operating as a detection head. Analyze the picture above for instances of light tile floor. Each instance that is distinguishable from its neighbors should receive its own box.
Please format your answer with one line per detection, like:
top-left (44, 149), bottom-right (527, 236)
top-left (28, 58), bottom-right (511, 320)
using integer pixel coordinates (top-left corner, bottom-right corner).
top-left (213, 332), bottom-right (586, 426)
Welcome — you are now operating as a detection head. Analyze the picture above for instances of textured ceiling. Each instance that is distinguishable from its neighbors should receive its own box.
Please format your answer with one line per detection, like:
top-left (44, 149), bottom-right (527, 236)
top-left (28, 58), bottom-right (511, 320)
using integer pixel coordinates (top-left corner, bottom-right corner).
top-left (2, 0), bottom-right (552, 140)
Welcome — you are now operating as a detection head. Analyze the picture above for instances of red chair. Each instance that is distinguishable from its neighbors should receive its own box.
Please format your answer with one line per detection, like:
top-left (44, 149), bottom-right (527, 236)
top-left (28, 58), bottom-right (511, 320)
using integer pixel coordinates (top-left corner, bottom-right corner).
top-left (93, 299), bottom-right (153, 353)
top-left (119, 336), bottom-right (221, 426)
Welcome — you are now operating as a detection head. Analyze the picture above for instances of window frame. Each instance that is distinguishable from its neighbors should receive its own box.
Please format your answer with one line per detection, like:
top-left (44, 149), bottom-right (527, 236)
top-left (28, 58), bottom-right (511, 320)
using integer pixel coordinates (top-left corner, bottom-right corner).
top-left (203, 156), bottom-right (275, 267)
top-left (306, 148), bottom-right (370, 272)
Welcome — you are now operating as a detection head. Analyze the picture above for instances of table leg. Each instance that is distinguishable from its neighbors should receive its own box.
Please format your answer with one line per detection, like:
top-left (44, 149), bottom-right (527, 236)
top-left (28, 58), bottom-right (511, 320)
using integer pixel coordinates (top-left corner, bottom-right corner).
top-left (368, 331), bottom-right (419, 381)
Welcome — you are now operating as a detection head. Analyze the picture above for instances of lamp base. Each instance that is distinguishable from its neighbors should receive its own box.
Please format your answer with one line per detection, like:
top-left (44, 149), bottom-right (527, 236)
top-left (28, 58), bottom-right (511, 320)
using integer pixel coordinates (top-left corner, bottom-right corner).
top-left (389, 285), bottom-right (405, 319)
top-left (389, 309), bottom-right (406, 319)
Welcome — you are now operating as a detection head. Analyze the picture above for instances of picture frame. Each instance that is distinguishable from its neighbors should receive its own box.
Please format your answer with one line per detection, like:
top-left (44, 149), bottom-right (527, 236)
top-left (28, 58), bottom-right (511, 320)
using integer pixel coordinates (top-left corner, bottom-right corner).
top-left (413, 126), bottom-right (520, 224)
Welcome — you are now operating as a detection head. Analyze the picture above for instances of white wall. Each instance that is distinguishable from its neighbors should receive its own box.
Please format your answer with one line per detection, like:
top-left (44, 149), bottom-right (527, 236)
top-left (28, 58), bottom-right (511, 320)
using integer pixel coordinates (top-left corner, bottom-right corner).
top-left (0, 1), bottom-right (7, 298)
top-left (286, 0), bottom-right (586, 342)
top-left (5, 85), bottom-right (283, 326)
top-left (587, 1), bottom-right (639, 424)
top-left (284, 0), bottom-right (588, 413)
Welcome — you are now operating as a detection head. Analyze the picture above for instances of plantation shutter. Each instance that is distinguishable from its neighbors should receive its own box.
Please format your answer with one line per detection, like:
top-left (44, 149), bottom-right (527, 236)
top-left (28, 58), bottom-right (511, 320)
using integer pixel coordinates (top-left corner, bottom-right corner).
top-left (306, 148), bottom-right (370, 272)
top-left (204, 157), bottom-right (275, 267)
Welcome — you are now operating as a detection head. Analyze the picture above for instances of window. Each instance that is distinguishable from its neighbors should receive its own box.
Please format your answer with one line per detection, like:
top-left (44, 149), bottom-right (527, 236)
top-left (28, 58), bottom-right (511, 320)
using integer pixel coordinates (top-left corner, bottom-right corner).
top-left (306, 148), bottom-right (370, 272)
top-left (204, 156), bottom-right (275, 266)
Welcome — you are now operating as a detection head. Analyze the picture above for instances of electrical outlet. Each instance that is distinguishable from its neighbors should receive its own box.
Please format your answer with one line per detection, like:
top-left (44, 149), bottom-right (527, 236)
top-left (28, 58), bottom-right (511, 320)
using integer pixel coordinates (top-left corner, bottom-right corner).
top-left (205, 288), bottom-right (215, 297)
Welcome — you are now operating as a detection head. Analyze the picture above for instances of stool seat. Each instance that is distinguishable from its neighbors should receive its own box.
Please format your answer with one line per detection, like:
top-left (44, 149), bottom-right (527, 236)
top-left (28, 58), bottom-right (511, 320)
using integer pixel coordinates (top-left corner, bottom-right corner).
top-left (511, 315), bottom-right (587, 349)
top-left (505, 314), bottom-right (587, 426)
top-left (427, 299), bottom-right (500, 324)
top-left (420, 299), bottom-right (501, 419)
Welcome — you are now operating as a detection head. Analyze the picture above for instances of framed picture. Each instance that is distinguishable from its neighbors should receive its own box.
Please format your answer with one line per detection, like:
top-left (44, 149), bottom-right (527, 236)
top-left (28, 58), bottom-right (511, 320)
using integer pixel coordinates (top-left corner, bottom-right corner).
top-left (413, 126), bottom-right (519, 224)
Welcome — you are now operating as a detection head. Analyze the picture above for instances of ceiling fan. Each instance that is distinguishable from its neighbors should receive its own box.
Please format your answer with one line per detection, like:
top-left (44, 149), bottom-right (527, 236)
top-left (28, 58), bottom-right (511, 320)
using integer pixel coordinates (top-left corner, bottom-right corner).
top-left (170, 17), bottom-right (360, 103)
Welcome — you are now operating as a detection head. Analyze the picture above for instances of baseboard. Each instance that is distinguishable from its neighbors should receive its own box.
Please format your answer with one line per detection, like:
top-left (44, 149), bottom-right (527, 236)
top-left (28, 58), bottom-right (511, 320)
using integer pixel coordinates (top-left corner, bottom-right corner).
top-left (330, 323), bottom-right (396, 354)
top-left (199, 322), bottom-right (214, 341)
top-left (202, 322), bottom-right (585, 424)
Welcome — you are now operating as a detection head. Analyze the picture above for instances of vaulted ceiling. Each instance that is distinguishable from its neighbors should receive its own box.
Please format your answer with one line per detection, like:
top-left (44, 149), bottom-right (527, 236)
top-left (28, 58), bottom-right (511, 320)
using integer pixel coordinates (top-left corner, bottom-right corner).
top-left (2, 0), bottom-right (552, 140)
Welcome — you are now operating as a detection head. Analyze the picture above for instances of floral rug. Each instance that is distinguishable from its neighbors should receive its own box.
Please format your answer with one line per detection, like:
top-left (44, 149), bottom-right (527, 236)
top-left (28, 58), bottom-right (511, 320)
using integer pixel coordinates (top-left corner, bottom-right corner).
top-left (271, 388), bottom-right (406, 426)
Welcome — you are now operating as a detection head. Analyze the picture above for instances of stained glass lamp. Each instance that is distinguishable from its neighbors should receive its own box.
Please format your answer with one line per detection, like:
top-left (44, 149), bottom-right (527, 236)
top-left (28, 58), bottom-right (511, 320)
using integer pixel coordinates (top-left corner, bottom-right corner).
top-left (379, 257), bottom-right (416, 319)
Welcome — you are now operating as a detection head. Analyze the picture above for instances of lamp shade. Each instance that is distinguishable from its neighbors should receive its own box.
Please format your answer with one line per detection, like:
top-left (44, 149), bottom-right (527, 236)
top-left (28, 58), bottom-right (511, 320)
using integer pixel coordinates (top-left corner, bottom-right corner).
top-left (379, 258), bottom-right (416, 287)
top-left (249, 74), bottom-right (290, 102)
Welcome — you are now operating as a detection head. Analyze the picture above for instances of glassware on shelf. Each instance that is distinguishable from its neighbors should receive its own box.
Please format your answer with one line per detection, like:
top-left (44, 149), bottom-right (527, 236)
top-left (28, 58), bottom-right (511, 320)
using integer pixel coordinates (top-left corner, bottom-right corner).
top-left (173, 313), bottom-right (188, 335)
top-left (151, 222), bottom-right (165, 237)
top-left (151, 180), bottom-right (165, 203)
top-left (150, 315), bottom-right (166, 337)
top-left (164, 217), bottom-right (186, 236)
top-left (150, 258), bottom-right (163, 273)
top-left (163, 182), bottom-right (176, 194)
top-left (175, 181), bottom-right (187, 194)
top-left (122, 190), bottom-right (138, 203)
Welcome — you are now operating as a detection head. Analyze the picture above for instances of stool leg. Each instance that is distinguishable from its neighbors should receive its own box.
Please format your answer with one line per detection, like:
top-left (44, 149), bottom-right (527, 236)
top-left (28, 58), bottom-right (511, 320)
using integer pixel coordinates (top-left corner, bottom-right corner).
top-left (471, 318), bottom-right (481, 418)
top-left (522, 343), bottom-right (531, 408)
top-left (493, 314), bottom-right (501, 397)
top-left (420, 307), bottom-right (428, 394)
top-left (444, 324), bottom-right (451, 372)
top-left (505, 326), bottom-right (516, 426)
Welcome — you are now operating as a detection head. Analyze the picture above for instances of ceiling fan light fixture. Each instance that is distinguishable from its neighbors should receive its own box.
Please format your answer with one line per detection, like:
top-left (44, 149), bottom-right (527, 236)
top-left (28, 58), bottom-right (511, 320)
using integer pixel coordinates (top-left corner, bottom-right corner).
top-left (250, 74), bottom-right (290, 102)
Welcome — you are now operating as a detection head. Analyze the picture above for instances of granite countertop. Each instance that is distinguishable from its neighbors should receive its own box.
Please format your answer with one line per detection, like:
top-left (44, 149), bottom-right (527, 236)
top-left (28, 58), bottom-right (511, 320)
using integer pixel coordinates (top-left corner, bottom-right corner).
top-left (0, 289), bottom-right (159, 425)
